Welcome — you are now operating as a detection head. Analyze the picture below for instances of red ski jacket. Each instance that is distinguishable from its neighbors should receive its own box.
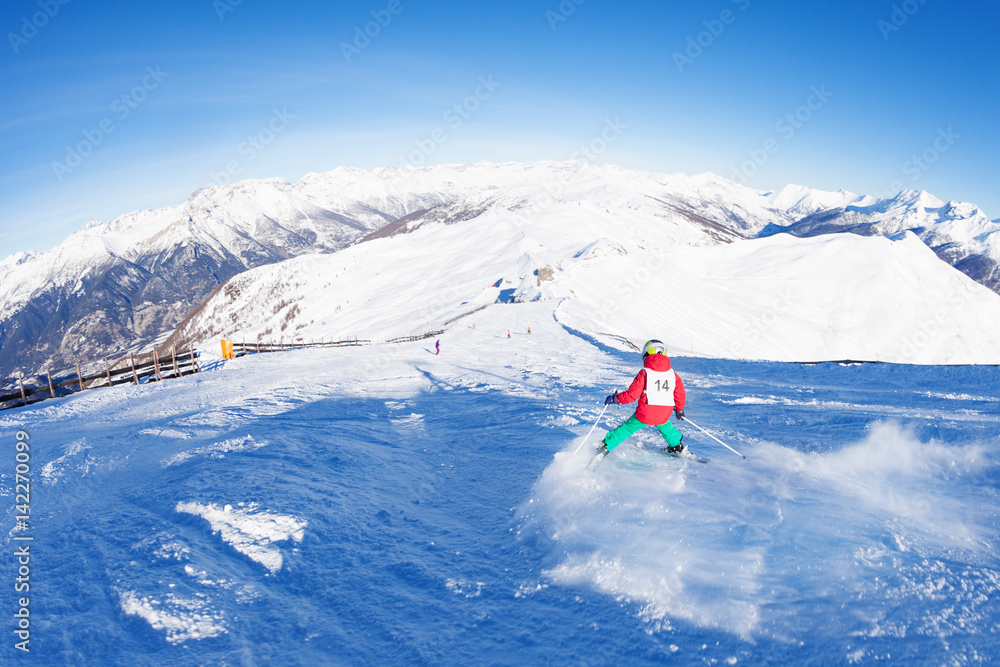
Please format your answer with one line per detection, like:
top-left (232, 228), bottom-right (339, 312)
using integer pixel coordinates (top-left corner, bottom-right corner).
top-left (614, 354), bottom-right (686, 425)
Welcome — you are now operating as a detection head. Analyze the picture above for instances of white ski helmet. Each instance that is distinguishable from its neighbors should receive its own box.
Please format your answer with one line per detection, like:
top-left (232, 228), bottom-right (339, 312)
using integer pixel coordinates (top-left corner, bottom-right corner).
top-left (642, 339), bottom-right (666, 358)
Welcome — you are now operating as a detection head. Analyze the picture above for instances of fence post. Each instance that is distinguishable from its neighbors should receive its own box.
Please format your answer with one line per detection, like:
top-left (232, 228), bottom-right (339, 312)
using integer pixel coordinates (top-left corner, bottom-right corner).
top-left (46, 368), bottom-right (55, 398)
top-left (77, 362), bottom-right (85, 391)
top-left (172, 346), bottom-right (180, 377)
top-left (130, 353), bottom-right (139, 385)
top-left (18, 373), bottom-right (26, 402)
top-left (105, 357), bottom-right (112, 387)
top-left (190, 343), bottom-right (201, 372)
top-left (154, 350), bottom-right (162, 381)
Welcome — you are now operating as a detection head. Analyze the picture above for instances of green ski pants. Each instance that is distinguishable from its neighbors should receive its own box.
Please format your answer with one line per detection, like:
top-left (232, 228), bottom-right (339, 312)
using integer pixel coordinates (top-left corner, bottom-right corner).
top-left (603, 414), bottom-right (682, 451)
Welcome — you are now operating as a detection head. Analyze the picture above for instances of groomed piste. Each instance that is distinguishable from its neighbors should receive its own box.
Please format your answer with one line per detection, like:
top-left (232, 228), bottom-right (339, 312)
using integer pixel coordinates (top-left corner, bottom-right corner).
top-left (2, 300), bottom-right (998, 664)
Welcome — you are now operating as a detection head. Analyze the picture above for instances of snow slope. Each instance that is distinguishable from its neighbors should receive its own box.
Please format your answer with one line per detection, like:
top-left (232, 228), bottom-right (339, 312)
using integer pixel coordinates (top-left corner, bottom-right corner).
top-left (0, 178), bottom-right (394, 380)
top-left (5, 161), bottom-right (998, 380)
top-left (764, 189), bottom-right (1000, 293)
top-left (558, 230), bottom-right (1000, 364)
top-left (2, 301), bottom-right (998, 664)
top-left (173, 197), bottom-right (1000, 365)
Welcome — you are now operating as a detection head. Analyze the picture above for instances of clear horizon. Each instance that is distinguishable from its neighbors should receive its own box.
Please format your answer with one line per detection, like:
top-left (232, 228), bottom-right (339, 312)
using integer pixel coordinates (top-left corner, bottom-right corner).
top-left (2, 0), bottom-right (998, 257)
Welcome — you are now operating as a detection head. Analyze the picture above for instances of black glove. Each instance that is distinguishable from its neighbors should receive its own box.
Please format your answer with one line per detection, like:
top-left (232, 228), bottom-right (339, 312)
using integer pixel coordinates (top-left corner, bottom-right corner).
top-left (604, 394), bottom-right (617, 405)
top-left (674, 408), bottom-right (685, 420)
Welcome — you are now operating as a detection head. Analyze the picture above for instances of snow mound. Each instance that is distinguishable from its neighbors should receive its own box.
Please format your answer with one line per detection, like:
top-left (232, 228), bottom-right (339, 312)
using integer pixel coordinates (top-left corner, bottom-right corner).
top-left (175, 501), bottom-right (307, 574)
top-left (558, 231), bottom-right (1000, 364)
top-left (118, 590), bottom-right (226, 644)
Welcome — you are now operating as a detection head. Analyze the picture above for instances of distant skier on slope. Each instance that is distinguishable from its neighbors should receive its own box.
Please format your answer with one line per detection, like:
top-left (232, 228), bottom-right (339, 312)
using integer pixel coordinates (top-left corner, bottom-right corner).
top-left (594, 339), bottom-right (686, 461)
top-left (435, 339), bottom-right (440, 355)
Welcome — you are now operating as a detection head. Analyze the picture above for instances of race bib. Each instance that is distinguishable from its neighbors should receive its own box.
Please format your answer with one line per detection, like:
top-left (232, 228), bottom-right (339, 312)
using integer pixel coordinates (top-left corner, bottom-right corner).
top-left (644, 369), bottom-right (676, 407)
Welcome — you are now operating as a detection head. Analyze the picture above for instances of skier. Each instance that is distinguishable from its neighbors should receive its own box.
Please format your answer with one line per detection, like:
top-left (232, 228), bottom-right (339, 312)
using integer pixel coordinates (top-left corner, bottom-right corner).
top-left (507, 330), bottom-right (511, 339)
top-left (435, 339), bottom-right (440, 355)
top-left (595, 340), bottom-right (686, 461)
top-left (527, 327), bottom-right (531, 335)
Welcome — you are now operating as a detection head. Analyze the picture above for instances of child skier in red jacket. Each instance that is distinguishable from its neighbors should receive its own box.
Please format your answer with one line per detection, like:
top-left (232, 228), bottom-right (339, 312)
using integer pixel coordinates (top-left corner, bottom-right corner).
top-left (595, 339), bottom-right (686, 460)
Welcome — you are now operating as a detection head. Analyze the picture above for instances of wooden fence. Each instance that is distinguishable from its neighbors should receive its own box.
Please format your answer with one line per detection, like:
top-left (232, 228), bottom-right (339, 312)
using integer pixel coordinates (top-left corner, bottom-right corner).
top-left (2, 301), bottom-right (488, 413)
top-left (229, 330), bottom-right (444, 358)
top-left (385, 330), bottom-right (444, 345)
top-left (0, 345), bottom-right (200, 412)
top-left (598, 333), bottom-right (641, 352)
top-left (442, 304), bottom-right (489, 327)
top-left (231, 337), bottom-right (371, 356)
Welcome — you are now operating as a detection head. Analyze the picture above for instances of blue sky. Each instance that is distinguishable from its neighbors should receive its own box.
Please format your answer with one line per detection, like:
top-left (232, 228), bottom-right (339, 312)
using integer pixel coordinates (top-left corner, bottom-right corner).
top-left (1, 0), bottom-right (997, 256)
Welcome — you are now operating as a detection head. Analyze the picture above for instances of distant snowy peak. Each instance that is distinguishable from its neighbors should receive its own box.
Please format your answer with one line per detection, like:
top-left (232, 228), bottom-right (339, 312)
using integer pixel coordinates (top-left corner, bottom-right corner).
top-left (763, 184), bottom-right (872, 219)
top-left (763, 186), bottom-right (1000, 292)
top-left (808, 188), bottom-right (995, 235)
top-left (0, 249), bottom-right (39, 273)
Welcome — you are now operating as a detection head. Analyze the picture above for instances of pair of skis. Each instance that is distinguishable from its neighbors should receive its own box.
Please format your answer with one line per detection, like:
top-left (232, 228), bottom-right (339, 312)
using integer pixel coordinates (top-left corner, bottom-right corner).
top-left (645, 443), bottom-right (711, 464)
top-left (587, 443), bottom-right (710, 470)
top-left (577, 405), bottom-right (743, 469)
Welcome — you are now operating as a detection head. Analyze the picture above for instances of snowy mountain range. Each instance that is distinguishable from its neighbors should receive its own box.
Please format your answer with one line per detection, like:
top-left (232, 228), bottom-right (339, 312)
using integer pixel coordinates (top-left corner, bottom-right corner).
top-left (0, 175), bottom-right (447, 379)
top-left (760, 188), bottom-right (1000, 293)
top-left (3, 161), bottom-right (1000, 379)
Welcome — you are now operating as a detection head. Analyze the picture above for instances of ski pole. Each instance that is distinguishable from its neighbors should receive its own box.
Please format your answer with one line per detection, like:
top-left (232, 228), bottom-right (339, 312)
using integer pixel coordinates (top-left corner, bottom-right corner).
top-left (681, 416), bottom-right (745, 459)
top-left (573, 403), bottom-right (610, 455)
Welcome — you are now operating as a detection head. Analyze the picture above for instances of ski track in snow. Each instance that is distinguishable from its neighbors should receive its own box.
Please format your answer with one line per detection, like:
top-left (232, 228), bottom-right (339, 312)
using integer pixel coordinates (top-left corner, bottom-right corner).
top-left (0, 302), bottom-right (998, 664)
top-left (165, 435), bottom-right (268, 466)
